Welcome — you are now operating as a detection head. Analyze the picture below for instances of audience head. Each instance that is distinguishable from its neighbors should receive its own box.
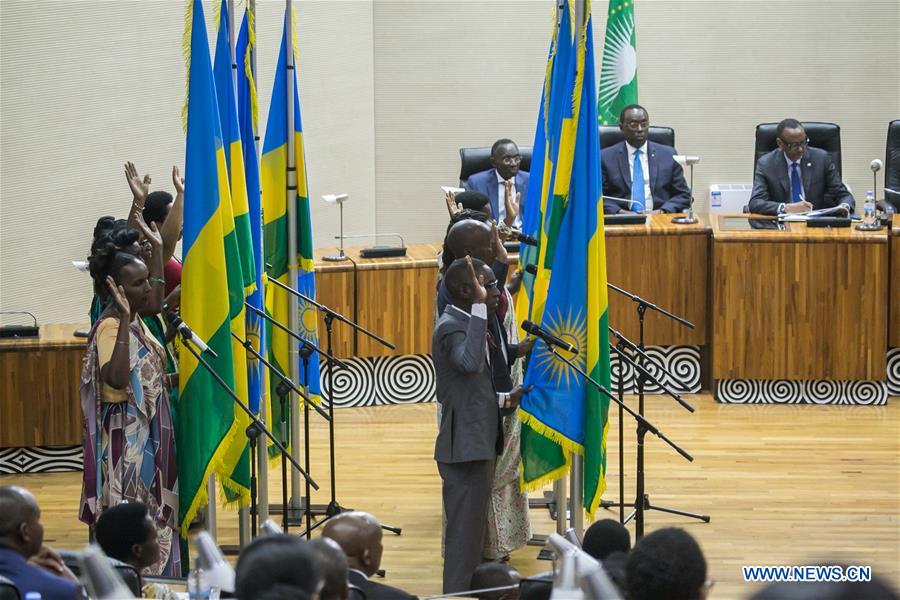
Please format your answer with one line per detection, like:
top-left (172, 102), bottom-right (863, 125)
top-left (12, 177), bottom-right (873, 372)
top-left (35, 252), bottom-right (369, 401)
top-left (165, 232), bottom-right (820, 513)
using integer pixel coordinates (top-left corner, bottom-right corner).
top-left (582, 518), bottom-right (631, 561)
top-left (309, 537), bottom-right (349, 600)
top-left (91, 218), bottom-right (140, 258)
top-left (143, 191), bottom-right (174, 229)
top-left (0, 485), bottom-right (44, 558)
top-left (445, 219), bottom-right (494, 266)
top-left (94, 502), bottom-right (160, 572)
top-left (626, 527), bottom-right (709, 600)
top-left (321, 511), bottom-right (383, 578)
top-left (470, 562), bottom-right (521, 600)
top-left (455, 191), bottom-right (491, 216)
top-left (776, 118), bottom-right (808, 162)
top-left (443, 257), bottom-right (488, 308)
top-left (235, 534), bottom-right (323, 600)
top-left (600, 551), bottom-right (628, 596)
top-left (619, 104), bottom-right (650, 149)
top-left (490, 139), bottom-right (522, 181)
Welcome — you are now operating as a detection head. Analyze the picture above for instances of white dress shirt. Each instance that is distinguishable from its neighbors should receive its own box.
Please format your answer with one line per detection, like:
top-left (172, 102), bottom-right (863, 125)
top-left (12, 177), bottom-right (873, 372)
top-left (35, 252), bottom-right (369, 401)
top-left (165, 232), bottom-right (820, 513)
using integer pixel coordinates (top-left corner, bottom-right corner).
top-left (495, 171), bottom-right (521, 227)
top-left (626, 142), bottom-right (653, 209)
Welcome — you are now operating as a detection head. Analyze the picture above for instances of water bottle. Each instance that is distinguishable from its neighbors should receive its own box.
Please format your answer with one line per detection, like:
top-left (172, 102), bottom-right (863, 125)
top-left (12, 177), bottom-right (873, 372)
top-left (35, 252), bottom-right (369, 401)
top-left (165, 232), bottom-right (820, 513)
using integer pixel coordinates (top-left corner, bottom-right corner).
top-left (863, 191), bottom-right (876, 227)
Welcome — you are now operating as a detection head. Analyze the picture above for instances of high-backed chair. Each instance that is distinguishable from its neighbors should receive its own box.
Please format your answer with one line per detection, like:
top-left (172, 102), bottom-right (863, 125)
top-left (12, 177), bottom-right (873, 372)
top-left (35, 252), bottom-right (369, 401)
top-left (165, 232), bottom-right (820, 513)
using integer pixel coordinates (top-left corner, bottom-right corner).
top-left (59, 550), bottom-right (142, 598)
top-left (598, 125), bottom-right (675, 149)
top-left (458, 146), bottom-right (532, 187)
top-left (884, 119), bottom-right (900, 210)
top-left (0, 575), bottom-right (20, 600)
top-left (754, 122), bottom-right (842, 175)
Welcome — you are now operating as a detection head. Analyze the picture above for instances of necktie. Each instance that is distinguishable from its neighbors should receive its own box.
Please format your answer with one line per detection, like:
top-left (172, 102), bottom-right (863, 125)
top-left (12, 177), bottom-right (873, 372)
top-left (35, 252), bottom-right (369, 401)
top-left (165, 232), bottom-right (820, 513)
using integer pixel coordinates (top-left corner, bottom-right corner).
top-left (631, 149), bottom-right (646, 212)
top-left (790, 162), bottom-right (803, 202)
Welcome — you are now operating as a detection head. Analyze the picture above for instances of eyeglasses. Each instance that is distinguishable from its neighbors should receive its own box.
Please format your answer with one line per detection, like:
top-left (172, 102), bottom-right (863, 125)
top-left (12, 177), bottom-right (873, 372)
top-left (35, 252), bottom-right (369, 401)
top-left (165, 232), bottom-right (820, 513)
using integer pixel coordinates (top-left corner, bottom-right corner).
top-left (778, 138), bottom-right (809, 151)
top-left (499, 155), bottom-right (522, 165)
top-left (624, 120), bottom-right (649, 131)
top-left (485, 280), bottom-right (499, 289)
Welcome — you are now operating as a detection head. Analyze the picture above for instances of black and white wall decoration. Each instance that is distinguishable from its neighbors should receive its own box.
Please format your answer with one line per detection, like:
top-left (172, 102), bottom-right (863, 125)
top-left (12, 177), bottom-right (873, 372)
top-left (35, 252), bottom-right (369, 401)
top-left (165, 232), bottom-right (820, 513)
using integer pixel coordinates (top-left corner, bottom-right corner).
top-left (0, 445), bottom-right (82, 474)
top-left (609, 345), bottom-right (701, 394)
top-left (716, 379), bottom-right (888, 405)
top-left (888, 348), bottom-right (900, 397)
top-left (321, 354), bottom-right (436, 408)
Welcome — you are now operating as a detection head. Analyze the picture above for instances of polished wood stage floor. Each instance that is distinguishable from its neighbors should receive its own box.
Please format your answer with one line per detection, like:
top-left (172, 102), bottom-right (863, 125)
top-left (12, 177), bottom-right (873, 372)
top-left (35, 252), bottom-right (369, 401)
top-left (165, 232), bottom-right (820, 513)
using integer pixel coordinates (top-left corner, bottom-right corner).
top-left (2, 394), bottom-right (898, 598)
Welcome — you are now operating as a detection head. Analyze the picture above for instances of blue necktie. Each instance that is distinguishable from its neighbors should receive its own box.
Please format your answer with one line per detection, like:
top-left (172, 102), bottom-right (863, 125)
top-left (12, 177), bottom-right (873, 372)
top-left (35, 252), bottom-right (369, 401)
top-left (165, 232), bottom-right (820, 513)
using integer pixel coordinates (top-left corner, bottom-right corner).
top-left (631, 149), bottom-right (646, 212)
top-left (790, 162), bottom-right (803, 202)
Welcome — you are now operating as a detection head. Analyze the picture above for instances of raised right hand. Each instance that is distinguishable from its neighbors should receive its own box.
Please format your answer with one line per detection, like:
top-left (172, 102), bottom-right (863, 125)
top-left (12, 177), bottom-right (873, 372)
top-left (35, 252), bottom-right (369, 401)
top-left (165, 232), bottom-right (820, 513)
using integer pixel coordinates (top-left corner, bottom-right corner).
top-left (125, 161), bottom-right (151, 202)
top-left (465, 255), bottom-right (488, 304)
top-left (106, 276), bottom-right (130, 319)
top-left (445, 190), bottom-right (463, 218)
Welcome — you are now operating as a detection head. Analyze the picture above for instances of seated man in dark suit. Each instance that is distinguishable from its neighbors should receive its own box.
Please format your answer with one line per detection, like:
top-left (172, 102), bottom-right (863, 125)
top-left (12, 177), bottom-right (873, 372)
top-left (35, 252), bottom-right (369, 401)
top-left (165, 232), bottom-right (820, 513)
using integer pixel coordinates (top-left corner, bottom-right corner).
top-left (464, 139), bottom-right (529, 227)
top-left (749, 118), bottom-right (854, 216)
top-left (601, 104), bottom-right (691, 214)
top-left (0, 486), bottom-right (82, 600)
top-left (322, 511), bottom-right (418, 600)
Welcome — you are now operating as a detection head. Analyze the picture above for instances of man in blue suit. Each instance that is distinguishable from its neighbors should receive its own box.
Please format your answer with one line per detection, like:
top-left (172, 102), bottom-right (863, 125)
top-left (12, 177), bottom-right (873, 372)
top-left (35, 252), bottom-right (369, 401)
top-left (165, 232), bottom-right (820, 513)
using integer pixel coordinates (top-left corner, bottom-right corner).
top-left (464, 139), bottom-right (530, 227)
top-left (0, 486), bottom-right (82, 600)
top-left (601, 105), bottom-right (691, 214)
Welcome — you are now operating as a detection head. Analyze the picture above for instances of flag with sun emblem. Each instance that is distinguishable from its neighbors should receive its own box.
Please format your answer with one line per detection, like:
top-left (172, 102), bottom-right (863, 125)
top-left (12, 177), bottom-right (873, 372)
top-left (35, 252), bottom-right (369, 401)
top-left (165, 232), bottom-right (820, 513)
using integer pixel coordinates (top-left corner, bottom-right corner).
top-left (520, 1), bottom-right (612, 516)
top-left (598, 0), bottom-right (637, 125)
top-left (262, 9), bottom-right (322, 456)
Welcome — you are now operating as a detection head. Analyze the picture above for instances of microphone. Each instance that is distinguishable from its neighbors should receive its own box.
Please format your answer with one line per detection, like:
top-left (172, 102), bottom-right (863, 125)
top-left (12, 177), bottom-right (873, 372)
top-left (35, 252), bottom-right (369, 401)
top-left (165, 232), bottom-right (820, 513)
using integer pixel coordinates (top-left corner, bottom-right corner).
top-left (498, 223), bottom-right (537, 246)
top-left (166, 312), bottom-right (218, 358)
top-left (522, 320), bottom-right (578, 354)
top-left (524, 263), bottom-right (538, 276)
top-left (870, 159), bottom-right (883, 172)
top-left (602, 195), bottom-right (641, 208)
top-left (673, 155), bottom-right (700, 167)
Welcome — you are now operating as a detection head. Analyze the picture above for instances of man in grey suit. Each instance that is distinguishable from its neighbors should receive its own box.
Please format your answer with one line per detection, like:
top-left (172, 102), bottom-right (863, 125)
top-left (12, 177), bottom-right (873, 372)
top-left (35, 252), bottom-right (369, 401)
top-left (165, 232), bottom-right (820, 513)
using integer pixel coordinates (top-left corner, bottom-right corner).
top-left (433, 256), bottom-right (528, 594)
top-left (749, 118), bottom-right (854, 216)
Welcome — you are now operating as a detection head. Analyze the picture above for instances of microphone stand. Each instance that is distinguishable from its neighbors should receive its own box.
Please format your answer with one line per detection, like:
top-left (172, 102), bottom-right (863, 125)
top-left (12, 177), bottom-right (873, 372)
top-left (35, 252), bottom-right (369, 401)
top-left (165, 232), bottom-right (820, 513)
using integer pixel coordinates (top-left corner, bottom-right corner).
top-left (266, 274), bottom-right (402, 537)
top-left (604, 284), bottom-right (708, 538)
top-left (672, 159), bottom-right (698, 225)
top-left (175, 329), bottom-right (319, 538)
top-left (243, 303), bottom-right (335, 529)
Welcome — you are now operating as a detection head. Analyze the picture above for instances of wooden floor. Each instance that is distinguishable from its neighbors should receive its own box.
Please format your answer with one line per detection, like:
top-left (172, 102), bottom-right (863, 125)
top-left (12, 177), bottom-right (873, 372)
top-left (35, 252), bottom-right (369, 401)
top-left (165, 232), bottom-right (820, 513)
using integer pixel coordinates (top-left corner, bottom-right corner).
top-left (2, 394), bottom-right (898, 598)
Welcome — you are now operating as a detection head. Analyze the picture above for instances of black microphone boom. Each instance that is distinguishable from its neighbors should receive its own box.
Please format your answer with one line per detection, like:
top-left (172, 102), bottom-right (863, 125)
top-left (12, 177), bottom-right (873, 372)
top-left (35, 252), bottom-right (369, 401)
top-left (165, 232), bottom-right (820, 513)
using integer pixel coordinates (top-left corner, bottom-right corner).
top-left (166, 312), bottom-right (217, 357)
top-left (521, 320), bottom-right (578, 354)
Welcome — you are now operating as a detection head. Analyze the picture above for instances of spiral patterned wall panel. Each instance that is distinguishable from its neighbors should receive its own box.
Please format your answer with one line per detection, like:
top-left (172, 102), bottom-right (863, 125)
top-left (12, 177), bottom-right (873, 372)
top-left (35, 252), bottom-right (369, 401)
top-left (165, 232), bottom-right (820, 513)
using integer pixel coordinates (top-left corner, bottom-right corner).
top-left (887, 348), bottom-right (900, 397)
top-left (320, 358), bottom-right (376, 408)
top-left (717, 379), bottom-right (886, 405)
top-left (610, 345), bottom-right (701, 394)
top-left (0, 445), bottom-right (83, 474)
top-left (373, 354), bottom-right (436, 404)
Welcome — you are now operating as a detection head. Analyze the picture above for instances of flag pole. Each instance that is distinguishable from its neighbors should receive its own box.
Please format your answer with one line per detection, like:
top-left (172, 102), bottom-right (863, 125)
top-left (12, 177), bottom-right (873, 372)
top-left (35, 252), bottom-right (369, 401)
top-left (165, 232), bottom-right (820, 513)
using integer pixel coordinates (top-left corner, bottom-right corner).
top-left (247, 0), bottom-right (271, 528)
top-left (284, 0), bottom-right (304, 515)
top-left (567, 0), bottom-right (587, 537)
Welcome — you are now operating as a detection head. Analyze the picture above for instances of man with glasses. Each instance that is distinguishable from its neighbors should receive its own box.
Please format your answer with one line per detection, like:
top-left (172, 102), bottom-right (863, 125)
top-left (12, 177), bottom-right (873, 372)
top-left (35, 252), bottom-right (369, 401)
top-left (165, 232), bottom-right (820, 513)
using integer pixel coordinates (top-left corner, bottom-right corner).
top-left (601, 104), bottom-right (692, 215)
top-left (749, 118), bottom-right (854, 215)
top-left (464, 139), bottom-right (529, 227)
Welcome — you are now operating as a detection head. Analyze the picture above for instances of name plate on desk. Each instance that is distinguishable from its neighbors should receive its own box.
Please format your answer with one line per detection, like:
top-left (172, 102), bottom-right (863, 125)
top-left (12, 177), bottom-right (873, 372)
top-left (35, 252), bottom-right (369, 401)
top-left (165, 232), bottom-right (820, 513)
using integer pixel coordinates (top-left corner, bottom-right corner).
top-left (720, 217), bottom-right (787, 231)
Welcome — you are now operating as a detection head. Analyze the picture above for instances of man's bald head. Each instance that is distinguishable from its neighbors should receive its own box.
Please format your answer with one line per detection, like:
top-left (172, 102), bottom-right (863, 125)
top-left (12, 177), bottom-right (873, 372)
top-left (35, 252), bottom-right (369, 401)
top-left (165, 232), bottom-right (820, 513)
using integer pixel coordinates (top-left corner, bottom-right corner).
top-left (309, 537), bottom-right (349, 600)
top-left (446, 220), bottom-right (494, 265)
top-left (471, 562), bottom-right (521, 599)
top-left (0, 485), bottom-right (43, 557)
top-left (321, 511), bottom-right (383, 577)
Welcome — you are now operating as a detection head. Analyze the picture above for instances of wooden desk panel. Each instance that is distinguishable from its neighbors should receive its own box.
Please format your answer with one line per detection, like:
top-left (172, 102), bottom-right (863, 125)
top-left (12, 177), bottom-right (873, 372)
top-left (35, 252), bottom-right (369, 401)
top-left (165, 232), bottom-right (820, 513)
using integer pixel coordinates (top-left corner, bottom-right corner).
top-left (891, 216), bottom-right (900, 347)
top-left (605, 214), bottom-right (709, 345)
top-left (0, 324), bottom-right (86, 447)
top-left (711, 216), bottom-right (888, 380)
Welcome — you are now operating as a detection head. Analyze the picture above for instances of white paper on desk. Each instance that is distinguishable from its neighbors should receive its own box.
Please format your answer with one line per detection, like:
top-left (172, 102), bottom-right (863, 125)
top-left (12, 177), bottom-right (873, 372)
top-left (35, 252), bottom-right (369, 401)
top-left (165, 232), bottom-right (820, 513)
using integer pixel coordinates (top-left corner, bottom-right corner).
top-left (441, 186), bottom-right (466, 195)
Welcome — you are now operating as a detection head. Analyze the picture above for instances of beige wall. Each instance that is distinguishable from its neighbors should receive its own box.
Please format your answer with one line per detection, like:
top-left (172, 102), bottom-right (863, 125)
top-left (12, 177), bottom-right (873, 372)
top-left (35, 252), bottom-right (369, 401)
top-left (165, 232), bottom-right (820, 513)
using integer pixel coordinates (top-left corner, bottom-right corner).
top-left (1, 0), bottom-right (898, 324)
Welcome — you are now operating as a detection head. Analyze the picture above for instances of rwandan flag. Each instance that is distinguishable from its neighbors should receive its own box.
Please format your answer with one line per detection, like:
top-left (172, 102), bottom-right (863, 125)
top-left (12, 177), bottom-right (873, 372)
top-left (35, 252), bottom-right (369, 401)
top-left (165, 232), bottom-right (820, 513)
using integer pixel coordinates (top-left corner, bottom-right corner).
top-left (178, 0), bottom-right (249, 534)
top-left (261, 10), bottom-right (322, 456)
top-left (236, 10), bottom-right (268, 419)
top-left (213, 0), bottom-right (255, 501)
top-left (515, 0), bottom-right (573, 331)
top-left (520, 0), bottom-right (612, 516)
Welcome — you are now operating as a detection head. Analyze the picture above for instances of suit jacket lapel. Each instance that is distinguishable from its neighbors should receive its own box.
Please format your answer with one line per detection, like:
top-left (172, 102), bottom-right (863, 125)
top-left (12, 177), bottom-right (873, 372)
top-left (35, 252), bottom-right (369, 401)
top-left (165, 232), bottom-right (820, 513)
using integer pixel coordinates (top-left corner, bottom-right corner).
top-left (776, 151), bottom-right (791, 199)
top-left (801, 151), bottom-right (814, 199)
top-left (487, 169), bottom-right (500, 219)
top-left (648, 142), bottom-right (660, 193)
top-left (617, 143), bottom-right (631, 193)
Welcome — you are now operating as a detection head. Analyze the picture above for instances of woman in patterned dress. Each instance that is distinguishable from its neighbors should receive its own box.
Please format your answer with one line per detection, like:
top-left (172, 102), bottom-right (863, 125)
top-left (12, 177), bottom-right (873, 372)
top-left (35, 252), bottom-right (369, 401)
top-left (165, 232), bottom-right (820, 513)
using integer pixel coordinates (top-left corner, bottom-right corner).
top-left (79, 233), bottom-right (181, 576)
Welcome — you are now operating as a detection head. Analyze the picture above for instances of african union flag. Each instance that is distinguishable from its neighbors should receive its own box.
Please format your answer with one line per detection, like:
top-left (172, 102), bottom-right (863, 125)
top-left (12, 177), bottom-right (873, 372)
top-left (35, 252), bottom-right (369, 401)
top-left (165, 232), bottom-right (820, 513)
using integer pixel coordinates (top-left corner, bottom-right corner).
top-left (520, 0), bottom-right (612, 515)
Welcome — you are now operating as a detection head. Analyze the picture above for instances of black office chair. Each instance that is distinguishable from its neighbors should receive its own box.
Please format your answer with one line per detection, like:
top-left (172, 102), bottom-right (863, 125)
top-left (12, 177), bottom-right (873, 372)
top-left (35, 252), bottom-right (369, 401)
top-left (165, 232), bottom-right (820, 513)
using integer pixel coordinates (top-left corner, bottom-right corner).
top-left (0, 575), bottom-right (20, 600)
top-left (59, 549), bottom-right (143, 597)
top-left (598, 125), bottom-right (675, 149)
top-left (458, 146), bottom-right (532, 187)
top-left (754, 121), bottom-right (842, 175)
top-left (884, 119), bottom-right (900, 211)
